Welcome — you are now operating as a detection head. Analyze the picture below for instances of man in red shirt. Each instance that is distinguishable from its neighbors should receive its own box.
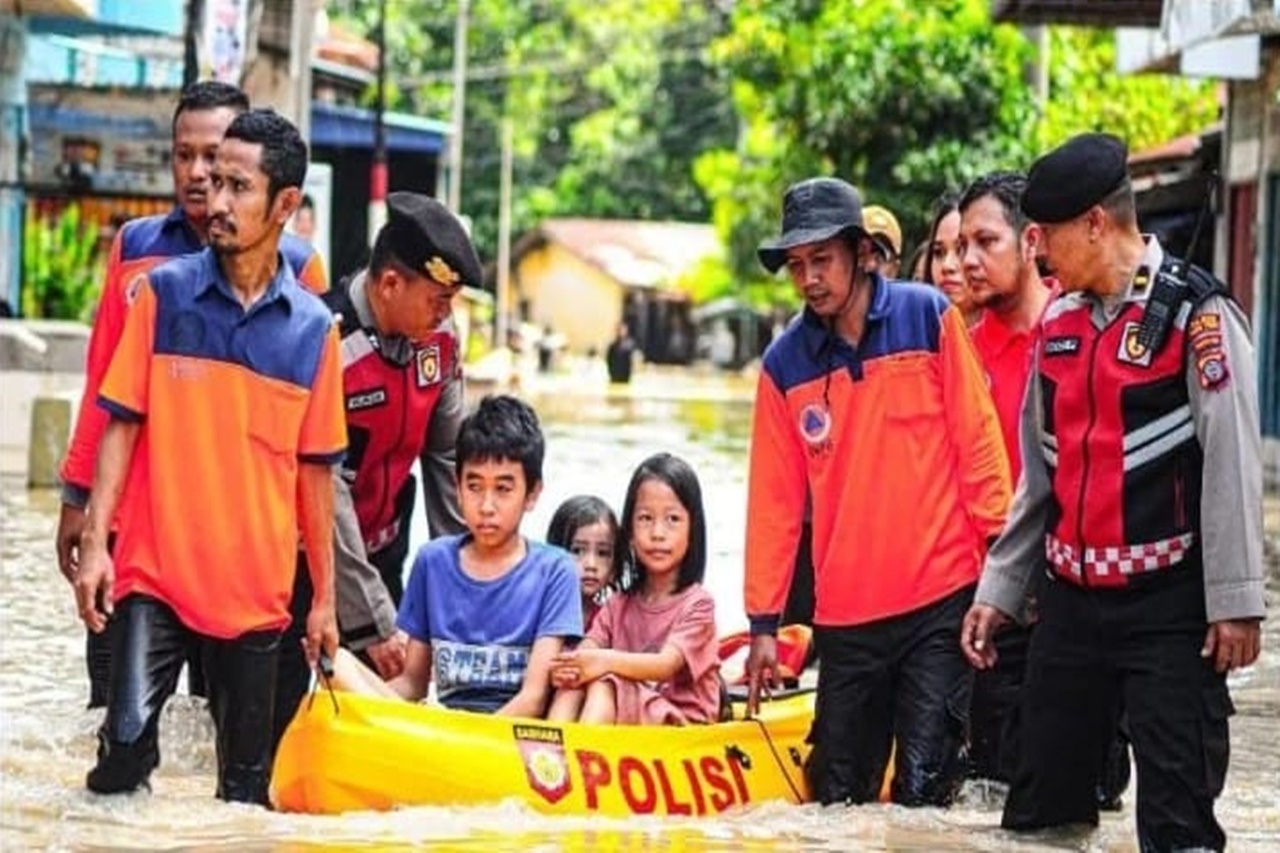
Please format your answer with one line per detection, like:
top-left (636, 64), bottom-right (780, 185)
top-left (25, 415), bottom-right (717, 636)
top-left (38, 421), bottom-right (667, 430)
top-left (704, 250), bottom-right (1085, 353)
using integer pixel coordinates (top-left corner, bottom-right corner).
top-left (958, 171), bottom-right (1053, 784)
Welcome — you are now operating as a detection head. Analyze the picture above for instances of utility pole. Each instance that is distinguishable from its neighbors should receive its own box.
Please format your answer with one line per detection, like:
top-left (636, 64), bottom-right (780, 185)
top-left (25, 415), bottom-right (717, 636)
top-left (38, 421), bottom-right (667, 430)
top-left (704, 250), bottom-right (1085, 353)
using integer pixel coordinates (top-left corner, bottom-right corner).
top-left (288, 0), bottom-right (315, 143)
top-left (447, 0), bottom-right (470, 214)
top-left (369, 0), bottom-right (388, 244)
top-left (183, 0), bottom-right (205, 87)
top-left (496, 118), bottom-right (512, 354)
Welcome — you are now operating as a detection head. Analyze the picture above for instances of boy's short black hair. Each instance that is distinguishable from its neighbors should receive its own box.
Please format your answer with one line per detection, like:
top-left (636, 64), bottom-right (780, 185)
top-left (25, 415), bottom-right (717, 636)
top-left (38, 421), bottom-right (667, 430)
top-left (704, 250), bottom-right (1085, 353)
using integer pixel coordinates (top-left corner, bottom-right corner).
top-left (172, 80), bottom-right (249, 130)
top-left (222, 108), bottom-right (308, 205)
top-left (455, 395), bottom-right (545, 488)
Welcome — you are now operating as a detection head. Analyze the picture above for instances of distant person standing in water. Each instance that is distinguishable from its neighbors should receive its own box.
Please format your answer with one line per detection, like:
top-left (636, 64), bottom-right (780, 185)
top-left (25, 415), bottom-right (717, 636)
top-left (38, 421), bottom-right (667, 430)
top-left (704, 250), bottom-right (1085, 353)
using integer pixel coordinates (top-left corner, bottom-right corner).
top-left (606, 322), bottom-right (636, 384)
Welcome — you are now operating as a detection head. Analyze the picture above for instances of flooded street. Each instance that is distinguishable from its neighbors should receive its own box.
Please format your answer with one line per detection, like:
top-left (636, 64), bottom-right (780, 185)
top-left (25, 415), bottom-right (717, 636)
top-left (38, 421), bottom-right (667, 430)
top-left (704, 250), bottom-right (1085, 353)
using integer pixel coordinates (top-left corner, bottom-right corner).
top-left (2, 379), bottom-right (1278, 851)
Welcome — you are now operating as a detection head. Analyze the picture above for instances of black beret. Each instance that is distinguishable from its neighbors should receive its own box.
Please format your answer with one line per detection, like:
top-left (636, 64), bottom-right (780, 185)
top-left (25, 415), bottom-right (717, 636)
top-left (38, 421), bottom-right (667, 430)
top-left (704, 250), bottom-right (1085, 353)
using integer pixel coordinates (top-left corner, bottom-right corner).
top-left (1022, 133), bottom-right (1129, 224)
top-left (378, 192), bottom-right (482, 288)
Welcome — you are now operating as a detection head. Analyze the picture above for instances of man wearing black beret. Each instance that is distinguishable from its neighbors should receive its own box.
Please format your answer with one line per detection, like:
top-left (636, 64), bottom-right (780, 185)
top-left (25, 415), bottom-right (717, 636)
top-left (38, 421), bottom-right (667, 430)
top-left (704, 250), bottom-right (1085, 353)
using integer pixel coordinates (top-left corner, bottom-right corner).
top-left (273, 192), bottom-right (479, 746)
top-left (963, 133), bottom-right (1264, 851)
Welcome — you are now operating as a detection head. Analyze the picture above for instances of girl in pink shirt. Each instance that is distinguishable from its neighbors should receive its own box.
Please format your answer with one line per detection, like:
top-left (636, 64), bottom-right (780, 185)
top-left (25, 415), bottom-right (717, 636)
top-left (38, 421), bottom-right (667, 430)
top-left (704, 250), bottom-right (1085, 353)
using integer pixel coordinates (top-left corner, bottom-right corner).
top-left (547, 453), bottom-right (719, 725)
top-left (546, 495), bottom-right (622, 631)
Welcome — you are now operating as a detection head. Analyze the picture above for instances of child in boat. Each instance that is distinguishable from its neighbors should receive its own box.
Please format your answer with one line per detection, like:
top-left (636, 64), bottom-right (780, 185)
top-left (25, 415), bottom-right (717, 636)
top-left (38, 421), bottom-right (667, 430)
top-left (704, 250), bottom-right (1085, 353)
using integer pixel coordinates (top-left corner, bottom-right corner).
top-left (547, 453), bottom-right (719, 725)
top-left (546, 495), bottom-right (623, 631)
top-left (330, 395), bottom-right (582, 717)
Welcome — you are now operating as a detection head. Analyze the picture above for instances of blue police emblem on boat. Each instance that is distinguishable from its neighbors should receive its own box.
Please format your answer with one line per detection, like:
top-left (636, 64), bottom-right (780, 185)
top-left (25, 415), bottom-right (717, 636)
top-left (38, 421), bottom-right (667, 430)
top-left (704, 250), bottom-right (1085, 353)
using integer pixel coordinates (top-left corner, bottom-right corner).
top-left (799, 403), bottom-right (831, 445)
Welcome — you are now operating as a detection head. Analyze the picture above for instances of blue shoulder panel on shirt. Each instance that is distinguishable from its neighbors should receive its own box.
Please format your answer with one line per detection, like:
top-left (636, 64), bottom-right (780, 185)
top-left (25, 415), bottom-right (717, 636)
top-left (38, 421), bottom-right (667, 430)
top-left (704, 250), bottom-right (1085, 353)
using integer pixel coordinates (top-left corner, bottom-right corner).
top-left (119, 213), bottom-right (201, 262)
top-left (147, 251), bottom-right (334, 389)
top-left (279, 232), bottom-right (319, 277)
top-left (762, 281), bottom-right (949, 393)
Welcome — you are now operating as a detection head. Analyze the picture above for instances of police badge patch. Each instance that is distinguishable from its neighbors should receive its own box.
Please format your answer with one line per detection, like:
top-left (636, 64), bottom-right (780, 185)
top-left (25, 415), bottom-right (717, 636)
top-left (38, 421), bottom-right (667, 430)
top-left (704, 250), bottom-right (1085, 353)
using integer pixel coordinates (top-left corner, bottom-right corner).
top-left (416, 343), bottom-right (443, 387)
top-left (1188, 312), bottom-right (1229, 391)
top-left (1116, 322), bottom-right (1153, 368)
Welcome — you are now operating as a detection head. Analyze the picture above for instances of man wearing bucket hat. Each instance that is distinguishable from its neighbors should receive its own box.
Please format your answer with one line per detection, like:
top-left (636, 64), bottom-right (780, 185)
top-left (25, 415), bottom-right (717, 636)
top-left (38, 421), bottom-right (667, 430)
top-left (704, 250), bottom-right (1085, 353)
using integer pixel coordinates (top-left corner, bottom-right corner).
top-left (962, 133), bottom-right (1263, 850)
top-left (272, 192), bottom-right (478, 748)
top-left (743, 177), bottom-right (1011, 806)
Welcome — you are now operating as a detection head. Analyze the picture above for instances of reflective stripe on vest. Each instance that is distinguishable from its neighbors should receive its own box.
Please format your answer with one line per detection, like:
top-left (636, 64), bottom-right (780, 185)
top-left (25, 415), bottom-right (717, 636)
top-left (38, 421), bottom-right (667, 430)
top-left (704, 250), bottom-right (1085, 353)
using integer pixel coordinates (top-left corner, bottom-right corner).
top-left (1045, 531), bottom-right (1196, 587)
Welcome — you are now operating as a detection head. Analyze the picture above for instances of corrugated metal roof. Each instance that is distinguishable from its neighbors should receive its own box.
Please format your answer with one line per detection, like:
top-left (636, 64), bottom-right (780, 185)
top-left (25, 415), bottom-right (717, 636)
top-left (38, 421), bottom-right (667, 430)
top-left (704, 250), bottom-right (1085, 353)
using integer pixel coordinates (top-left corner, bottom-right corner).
top-left (991, 0), bottom-right (1163, 27)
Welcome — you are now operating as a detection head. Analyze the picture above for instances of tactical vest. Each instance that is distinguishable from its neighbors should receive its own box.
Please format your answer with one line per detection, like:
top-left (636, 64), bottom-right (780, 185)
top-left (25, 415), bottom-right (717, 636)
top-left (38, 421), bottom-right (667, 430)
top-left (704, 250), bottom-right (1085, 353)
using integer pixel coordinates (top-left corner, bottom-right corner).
top-left (1036, 259), bottom-right (1223, 587)
top-left (325, 281), bottom-right (457, 555)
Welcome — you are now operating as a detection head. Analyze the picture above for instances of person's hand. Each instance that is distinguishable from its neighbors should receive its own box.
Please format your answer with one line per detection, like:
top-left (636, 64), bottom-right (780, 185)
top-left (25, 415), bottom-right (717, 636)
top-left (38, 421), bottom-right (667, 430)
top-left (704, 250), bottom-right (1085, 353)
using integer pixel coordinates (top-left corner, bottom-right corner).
top-left (550, 648), bottom-right (609, 688)
top-left (961, 604), bottom-right (1009, 670)
top-left (1202, 619), bottom-right (1262, 673)
top-left (366, 630), bottom-right (408, 679)
top-left (73, 535), bottom-right (114, 633)
top-left (550, 656), bottom-right (581, 689)
top-left (745, 634), bottom-right (780, 717)
top-left (303, 598), bottom-right (339, 672)
top-left (56, 502), bottom-right (87, 584)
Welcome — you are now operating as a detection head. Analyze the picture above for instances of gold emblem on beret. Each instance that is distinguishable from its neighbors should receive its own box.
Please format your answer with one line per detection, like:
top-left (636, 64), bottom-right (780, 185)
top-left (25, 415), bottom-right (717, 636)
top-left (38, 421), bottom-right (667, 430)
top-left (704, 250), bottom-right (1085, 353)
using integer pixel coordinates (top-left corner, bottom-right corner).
top-left (425, 255), bottom-right (460, 286)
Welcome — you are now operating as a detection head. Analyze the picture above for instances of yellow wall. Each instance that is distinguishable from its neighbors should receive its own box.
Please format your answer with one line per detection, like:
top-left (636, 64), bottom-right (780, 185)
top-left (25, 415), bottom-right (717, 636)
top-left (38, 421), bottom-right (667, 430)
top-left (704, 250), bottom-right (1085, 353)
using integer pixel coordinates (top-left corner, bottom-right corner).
top-left (514, 244), bottom-right (625, 353)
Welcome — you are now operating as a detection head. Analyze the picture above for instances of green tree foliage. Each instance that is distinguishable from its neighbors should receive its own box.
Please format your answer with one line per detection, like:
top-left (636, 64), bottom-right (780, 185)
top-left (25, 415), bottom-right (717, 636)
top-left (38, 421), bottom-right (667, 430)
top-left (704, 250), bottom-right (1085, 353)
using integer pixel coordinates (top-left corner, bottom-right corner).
top-left (329, 0), bottom-right (736, 264)
top-left (698, 0), bottom-right (1037, 292)
top-left (21, 204), bottom-right (102, 320)
top-left (1038, 27), bottom-right (1220, 152)
top-left (330, 1), bottom-right (1220, 308)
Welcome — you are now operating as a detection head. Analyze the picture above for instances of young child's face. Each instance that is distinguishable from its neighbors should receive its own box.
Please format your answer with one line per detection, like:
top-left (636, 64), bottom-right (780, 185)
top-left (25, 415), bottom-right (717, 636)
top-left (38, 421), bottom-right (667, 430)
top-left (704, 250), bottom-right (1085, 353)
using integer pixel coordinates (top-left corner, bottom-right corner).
top-left (630, 478), bottom-right (690, 579)
top-left (457, 458), bottom-right (540, 550)
top-left (569, 520), bottom-right (615, 600)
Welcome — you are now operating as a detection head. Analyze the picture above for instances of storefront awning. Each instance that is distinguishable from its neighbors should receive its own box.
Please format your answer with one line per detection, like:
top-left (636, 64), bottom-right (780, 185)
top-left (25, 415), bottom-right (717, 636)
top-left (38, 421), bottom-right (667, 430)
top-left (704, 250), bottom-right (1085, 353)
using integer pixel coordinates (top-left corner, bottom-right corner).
top-left (310, 101), bottom-right (450, 155)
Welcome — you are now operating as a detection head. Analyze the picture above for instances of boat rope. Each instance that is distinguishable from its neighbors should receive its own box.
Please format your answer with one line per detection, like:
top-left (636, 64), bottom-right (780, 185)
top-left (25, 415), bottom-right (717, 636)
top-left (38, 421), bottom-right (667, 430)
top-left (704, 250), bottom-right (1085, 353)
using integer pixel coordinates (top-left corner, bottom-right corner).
top-left (744, 717), bottom-right (805, 804)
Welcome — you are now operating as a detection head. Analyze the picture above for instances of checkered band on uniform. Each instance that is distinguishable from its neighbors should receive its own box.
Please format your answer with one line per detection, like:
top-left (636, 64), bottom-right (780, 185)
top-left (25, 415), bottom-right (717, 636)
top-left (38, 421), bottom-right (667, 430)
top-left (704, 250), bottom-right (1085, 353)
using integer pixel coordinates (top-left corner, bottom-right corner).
top-left (1045, 532), bottom-right (1196, 587)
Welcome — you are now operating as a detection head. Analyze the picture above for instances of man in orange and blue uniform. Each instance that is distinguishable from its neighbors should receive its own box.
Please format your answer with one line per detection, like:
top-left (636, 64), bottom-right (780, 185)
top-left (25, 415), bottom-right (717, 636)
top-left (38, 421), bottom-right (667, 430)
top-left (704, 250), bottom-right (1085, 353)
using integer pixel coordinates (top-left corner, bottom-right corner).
top-left (743, 177), bottom-right (1011, 806)
top-left (55, 81), bottom-right (327, 709)
top-left (72, 110), bottom-right (344, 805)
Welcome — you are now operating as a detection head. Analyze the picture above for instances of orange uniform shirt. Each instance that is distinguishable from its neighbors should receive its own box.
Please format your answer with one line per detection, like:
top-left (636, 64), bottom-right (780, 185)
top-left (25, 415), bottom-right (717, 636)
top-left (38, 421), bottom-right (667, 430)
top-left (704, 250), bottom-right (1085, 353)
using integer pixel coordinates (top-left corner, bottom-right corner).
top-left (99, 249), bottom-right (345, 638)
top-left (744, 279), bottom-right (1011, 632)
top-left (60, 208), bottom-right (327, 504)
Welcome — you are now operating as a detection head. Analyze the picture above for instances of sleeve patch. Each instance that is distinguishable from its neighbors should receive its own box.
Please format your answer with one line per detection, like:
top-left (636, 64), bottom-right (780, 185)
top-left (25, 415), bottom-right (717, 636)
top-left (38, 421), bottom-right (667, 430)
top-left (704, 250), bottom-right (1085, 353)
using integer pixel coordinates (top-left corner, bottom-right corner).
top-left (1189, 312), bottom-right (1229, 390)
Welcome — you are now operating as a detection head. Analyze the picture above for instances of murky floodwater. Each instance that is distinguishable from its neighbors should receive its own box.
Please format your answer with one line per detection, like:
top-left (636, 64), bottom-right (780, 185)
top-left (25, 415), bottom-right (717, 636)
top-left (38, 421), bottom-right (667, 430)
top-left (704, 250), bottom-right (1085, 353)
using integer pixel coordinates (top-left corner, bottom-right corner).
top-left (2, 379), bottom-right (1277, 851)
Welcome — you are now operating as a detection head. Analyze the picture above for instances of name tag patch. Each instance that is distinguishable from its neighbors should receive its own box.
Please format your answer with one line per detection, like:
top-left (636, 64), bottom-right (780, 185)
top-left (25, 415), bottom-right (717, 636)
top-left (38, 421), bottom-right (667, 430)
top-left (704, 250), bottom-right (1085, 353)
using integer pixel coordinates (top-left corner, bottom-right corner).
top-left (347, 387), bottom-right (388, 411)
top-left (1044, 336), bottom-right (1080, 357)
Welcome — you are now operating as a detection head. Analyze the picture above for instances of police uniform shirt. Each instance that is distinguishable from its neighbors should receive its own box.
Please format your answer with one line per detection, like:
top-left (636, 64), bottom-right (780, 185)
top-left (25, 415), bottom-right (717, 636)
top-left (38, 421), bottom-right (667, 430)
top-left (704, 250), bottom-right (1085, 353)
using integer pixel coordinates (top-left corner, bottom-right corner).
top-left (975, 237), bottom-right (1265, 625)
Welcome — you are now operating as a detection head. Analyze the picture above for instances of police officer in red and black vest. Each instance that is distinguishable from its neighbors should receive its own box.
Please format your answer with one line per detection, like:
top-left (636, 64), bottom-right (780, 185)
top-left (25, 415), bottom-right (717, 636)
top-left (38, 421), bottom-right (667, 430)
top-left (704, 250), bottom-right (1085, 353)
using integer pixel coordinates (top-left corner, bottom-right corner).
top-left (274, 192), bottom-right (475, 746)
top-left (961, 133), bottom-right (1264, 851)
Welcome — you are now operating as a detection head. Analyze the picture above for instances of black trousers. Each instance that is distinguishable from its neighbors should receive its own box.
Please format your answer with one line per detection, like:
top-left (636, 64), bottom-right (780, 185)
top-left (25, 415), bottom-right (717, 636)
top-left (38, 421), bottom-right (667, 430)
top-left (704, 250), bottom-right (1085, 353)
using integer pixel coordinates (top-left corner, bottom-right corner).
top-left (88, 595), bottom-right (281, 805)
top-left (807, 585), bottom-right (974, 806)
top-left (968, 622), bottom-right (1031, 783)
top-left (272, 485), bottom-right (413, 751)
top-left (83, 536), bottom-right (205, 709)
top-left (1003, 565), bottom-right (1231, 852)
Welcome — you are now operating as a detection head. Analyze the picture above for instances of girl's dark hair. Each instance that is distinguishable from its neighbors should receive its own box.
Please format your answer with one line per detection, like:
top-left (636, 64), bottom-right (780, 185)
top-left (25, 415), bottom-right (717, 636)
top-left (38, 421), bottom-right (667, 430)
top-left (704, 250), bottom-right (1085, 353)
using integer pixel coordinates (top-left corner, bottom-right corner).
top-left (922, 190), bottom-right (960, 286)
top-left (619, 453), bottom-right (707, 595)
top-left (546, 495), bottom-right (624, 585)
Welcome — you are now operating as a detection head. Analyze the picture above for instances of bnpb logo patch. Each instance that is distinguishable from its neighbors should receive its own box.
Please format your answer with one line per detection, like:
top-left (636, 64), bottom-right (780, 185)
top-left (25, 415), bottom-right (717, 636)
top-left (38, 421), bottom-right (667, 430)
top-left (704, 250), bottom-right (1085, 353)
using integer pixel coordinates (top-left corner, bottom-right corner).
top-left (799, 403), bottom-right (831, 446)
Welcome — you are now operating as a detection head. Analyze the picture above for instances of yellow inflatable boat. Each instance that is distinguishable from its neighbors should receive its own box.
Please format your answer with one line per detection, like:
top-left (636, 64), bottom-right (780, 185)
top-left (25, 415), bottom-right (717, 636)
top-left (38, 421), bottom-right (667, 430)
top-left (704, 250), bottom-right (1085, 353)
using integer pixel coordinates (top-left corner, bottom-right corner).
top-left (270, 689), bottom-right (814, 816)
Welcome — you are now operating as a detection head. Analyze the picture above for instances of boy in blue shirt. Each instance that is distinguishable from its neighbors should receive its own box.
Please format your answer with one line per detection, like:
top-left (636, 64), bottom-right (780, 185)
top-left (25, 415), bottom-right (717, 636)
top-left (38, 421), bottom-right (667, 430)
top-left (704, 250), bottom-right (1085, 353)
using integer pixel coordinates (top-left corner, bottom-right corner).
top-left (331, 395), bottom-right (582, 716)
